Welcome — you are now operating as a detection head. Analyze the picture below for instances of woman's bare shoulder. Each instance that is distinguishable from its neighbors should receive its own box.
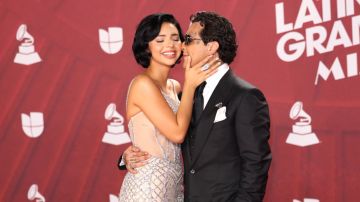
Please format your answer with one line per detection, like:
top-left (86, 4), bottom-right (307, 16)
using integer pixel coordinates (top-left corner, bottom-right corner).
top-left (129, 74), bottom-right (157, 93)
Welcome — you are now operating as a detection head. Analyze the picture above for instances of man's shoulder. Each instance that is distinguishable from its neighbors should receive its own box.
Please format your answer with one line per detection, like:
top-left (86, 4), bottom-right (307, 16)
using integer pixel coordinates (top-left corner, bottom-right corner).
top-left (228, 72), bottom-right (266, 100)
top-left (229, 73), bottom-right (257, 91)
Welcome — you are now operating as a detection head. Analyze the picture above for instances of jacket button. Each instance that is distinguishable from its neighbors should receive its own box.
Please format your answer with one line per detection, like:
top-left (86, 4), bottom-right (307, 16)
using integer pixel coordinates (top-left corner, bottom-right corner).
top-left (190, 169), bottom-right (195, 174)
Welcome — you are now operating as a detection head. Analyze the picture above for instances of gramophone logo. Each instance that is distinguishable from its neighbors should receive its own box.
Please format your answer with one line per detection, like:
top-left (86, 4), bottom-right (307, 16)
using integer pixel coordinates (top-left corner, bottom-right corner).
top-left (102, 103), bottom-right (131, 145)
top-left (14, 24), bottom-right (42, 65)
top-left (21, 112), bottom-right (44, 138)
top-left (28, 184), bottom-right (45, 202)
top-left (286, 101), bottom-right (320, 147)
top-left (293, 198), bottom-right (319, 202)
top-left (98, 27), bottom-right (123, 54)
top-left (109, 194), bottom-right (120, 202)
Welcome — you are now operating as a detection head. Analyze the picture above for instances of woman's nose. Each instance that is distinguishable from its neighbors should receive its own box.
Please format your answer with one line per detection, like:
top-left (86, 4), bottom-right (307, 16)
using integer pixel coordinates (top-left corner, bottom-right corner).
top-left (166, 40), bottom-right (174, 47)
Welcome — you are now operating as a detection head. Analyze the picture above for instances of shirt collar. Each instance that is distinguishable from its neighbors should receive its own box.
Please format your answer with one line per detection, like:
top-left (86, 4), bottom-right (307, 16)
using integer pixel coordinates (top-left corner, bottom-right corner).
top-left (205, 63), bottom-right (229, 85)
top-left (202, 63), bottom-right (229, 108)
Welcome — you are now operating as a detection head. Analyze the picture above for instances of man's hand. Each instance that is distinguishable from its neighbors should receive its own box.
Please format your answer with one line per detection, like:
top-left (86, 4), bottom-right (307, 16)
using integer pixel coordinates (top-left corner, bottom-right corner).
top-left (123, 145), bottom-right (150, 174)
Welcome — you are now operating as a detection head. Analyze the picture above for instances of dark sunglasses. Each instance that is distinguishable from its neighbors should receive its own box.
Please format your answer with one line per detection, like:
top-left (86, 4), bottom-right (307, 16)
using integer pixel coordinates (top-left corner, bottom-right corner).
top-left (184, 34), bottom-right (202, 45)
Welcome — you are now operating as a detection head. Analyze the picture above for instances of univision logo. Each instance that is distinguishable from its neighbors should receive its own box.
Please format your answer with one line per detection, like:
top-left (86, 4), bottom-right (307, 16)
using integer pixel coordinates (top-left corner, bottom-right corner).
top-left (21, 112), bottom-right (44, 138)
top-left (293, 198), bottom-right (319, 202)
top-left (98, 27), bottom-right (123, 54)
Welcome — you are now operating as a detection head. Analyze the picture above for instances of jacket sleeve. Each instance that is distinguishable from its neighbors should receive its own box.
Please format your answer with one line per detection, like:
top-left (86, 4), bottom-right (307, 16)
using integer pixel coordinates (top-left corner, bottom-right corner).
top-left (233, 89), bottom-right (272, 202)
top-left (117, 153), bottom-right (127, 170)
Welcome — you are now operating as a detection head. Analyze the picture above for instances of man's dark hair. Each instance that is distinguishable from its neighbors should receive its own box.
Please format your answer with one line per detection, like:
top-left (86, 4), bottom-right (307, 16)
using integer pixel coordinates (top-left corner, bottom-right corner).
top-left (190, 11), bottom-right (238, 64)
top-left (132, 13), bottom-right (184, 68)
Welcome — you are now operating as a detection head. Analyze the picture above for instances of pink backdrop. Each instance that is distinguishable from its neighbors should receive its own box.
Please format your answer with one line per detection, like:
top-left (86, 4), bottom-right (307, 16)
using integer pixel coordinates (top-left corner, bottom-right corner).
top-left (1, 0), bottom-right (359, 201)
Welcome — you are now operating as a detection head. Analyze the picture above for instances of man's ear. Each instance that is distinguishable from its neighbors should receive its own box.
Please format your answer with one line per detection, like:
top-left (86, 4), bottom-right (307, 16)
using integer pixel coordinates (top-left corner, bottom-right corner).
top-left (207, 41), bottom-right (219, 55)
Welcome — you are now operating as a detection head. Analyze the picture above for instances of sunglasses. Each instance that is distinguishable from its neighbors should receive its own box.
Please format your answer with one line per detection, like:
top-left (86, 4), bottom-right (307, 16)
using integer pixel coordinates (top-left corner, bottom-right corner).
top-left (184, 34), bottom-right (202, 45)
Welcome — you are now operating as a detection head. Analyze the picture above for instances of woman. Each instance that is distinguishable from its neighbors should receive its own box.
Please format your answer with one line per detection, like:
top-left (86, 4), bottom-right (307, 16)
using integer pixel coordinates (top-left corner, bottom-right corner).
top-left (119, 13), bottom-right (219, 201)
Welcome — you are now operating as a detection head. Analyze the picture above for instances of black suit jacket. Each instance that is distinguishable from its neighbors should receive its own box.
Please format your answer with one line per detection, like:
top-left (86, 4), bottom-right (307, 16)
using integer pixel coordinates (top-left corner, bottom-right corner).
top-left (182, 70), bottom-right (271, 202)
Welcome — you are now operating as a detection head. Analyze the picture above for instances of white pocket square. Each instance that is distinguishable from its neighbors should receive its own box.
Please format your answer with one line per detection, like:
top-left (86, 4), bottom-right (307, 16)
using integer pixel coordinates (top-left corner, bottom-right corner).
top-left (214, 106), bottom-right (227, 123)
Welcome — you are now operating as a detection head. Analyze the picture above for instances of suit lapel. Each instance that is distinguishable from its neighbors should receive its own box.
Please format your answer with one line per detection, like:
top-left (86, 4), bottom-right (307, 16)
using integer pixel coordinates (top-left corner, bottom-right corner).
top-left (190, 70), bottom-right (235, 167)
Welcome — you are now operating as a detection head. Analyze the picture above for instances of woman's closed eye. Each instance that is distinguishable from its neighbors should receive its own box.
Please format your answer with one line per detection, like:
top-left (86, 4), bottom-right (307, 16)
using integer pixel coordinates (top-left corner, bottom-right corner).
top-left (171, 36), bottom-right (180, 41)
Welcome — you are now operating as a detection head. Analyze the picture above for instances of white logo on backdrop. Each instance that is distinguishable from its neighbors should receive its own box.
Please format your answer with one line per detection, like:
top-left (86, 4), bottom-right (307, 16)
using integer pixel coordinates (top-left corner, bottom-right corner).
top-left (293, 198), bottom-right (319, 202)
top-left (21, 112), bottom-right (44, 138)
top-left (102, 103), bottom-right (131, 145)
top-left (99, 27), bottom-right (123, 54)
top-left (286, 101), bottom-right (320, 147)
top-left (109, 194), bottom-right (120, 202)
top-left (28, 184), bottom-right (45, 202)
top-left (275, 1), bottom-right (360, 85)
top-left (14, 24), bottom-right (42, 65)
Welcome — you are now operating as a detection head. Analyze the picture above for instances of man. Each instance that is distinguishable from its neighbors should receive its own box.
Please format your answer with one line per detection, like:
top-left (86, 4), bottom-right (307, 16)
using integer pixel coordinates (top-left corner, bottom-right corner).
top-left (119, 11), bottom-right (272, 202)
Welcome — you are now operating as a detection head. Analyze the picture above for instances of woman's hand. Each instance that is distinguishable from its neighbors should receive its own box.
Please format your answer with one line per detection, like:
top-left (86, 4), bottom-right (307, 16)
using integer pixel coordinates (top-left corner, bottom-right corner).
top-left (183, 55), bottom-right (221, 89)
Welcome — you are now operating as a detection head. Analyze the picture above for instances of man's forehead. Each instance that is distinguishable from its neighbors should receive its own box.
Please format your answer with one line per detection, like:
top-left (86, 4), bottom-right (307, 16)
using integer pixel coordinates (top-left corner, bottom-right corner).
top-left (186, 22), bottom-right (202, 35)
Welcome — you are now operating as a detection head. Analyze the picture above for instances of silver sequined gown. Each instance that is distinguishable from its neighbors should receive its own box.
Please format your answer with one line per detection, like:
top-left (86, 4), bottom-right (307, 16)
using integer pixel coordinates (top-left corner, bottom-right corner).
top-left (119, 80), bottom-right (184, 202)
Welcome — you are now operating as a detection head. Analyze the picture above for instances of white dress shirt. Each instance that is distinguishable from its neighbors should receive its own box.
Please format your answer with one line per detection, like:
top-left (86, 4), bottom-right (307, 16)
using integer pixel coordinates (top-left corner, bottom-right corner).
top-left (203, 63), bottom-right (230, 109)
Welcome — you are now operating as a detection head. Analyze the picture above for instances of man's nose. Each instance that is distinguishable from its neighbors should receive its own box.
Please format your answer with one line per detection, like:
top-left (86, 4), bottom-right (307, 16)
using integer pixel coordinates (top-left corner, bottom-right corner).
top-left (181, 42), bottom-right (187, 52)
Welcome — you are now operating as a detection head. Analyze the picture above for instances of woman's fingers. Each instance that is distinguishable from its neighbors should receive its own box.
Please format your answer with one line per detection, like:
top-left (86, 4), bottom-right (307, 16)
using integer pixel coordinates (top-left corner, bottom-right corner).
top-left (204, 60), bottom-right (222, 76)
top-left (192, 55), bottom-right (217, 71)
top-left (183, 54), bottom-right (222, 88)
top-left (197, 58), bottom-right (221, 82)
top-left (206, 57), bottom-right (221, 70)
top-left (200, 57), bottom-right (219, 71)
top-left (183, 55), bottom-right (191, 70)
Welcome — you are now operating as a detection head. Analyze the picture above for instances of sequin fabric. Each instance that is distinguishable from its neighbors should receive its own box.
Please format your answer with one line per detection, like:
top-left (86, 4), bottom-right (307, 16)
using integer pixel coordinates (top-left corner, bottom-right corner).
top-left (119, 81), bottom-right (183, 202)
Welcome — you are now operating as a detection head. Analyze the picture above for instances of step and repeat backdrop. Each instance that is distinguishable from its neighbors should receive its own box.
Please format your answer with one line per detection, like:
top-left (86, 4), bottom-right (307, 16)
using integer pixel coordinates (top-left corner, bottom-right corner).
top-left (0, 0), bottom-right (359, 201)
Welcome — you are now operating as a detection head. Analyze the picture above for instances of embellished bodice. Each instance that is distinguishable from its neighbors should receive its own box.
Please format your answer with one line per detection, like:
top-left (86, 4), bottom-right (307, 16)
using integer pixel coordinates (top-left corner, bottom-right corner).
top-left (120, 79), bottom-right (184, 202)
